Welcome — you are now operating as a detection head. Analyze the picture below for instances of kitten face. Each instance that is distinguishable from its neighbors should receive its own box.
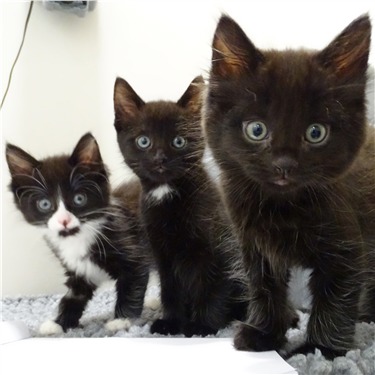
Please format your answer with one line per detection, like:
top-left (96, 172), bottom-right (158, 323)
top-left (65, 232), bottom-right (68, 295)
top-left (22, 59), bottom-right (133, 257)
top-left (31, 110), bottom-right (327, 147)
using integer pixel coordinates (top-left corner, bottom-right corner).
top-left (6, 133), bottom-right (110, 237)
top-left (114, 76), bottom-right (204, 185)
top-left (205, 15), bottom-right (370, 195)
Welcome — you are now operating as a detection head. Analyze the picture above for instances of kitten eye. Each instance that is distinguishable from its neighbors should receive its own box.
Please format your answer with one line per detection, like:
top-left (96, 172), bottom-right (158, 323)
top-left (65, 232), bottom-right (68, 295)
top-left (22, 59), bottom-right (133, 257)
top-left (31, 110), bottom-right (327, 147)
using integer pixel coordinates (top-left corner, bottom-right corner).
top-left (243, 121), bottom-right (268, 141)
top-left (37, 198), bottom-right (53, 213)
top-left (136, 136), bottom-right (151, 149)
top-left (73, 193), bottom-right (87, 207)
top-left (171, 136), bottom-right (187, 149)
top-left (305, 124), bottom-right (328, 144)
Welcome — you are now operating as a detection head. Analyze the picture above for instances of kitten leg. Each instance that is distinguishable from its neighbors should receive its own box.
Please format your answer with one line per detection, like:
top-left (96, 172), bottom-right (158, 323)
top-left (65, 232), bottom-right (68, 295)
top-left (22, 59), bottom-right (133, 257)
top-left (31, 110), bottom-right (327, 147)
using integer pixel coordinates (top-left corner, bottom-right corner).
top-left (114, 270), bottom-right (149, 319)
top-left (182, 279), bottom-right (234, 337)
top-left (289, 264), bottom-right (362, 359)
top-left (150, 273), bottom-right (184, 335)
top-left (234, 254), bottom-right (293, 352)
top-left (54, 274), bottom-right (96, 332)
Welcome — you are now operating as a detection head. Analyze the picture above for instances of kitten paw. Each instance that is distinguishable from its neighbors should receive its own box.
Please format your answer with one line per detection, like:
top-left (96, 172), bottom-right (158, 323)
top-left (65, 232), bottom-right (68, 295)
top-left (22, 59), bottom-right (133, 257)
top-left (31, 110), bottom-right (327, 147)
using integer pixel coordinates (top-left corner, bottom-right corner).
top-left (183, 322), bottom-right (218, 337)
top-left (39, 320), bottom-right (63, 336)
top-left (105, 318), bottom-right (132, 332)
top-left (144, 296), bottom-right (161, 311)
top-left (286, 343), bottom-right (347, 360)
top-left (234, 323), bottom-right (285, 352)
top-left (150, 319), bottom-right (182, 335)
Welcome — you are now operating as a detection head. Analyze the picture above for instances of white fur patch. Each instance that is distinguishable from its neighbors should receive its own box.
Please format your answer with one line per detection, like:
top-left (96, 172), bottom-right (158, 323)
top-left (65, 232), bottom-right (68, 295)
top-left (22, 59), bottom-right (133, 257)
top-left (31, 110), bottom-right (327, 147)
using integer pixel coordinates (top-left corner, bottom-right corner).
top-left (146, 184), bottom-right (175, 203)
top-left (48, 201), bottom-right (80, 232)
top-left (105, 318), bottom-right (132, 332)
top-left (143, 296), bottom-right (160, 311)
top-left (45, 218), bottom-right (112, 286)
top-left (39, 320), bottom-right (63, 336)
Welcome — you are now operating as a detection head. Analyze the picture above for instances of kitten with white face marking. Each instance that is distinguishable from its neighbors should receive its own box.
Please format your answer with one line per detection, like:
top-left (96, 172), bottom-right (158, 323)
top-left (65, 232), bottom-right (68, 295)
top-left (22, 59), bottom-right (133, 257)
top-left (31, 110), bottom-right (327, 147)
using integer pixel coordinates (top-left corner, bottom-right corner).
top-left (6, 133), bottom-right (151, 332)
top-left (114, 76), bottom-right (248, 337)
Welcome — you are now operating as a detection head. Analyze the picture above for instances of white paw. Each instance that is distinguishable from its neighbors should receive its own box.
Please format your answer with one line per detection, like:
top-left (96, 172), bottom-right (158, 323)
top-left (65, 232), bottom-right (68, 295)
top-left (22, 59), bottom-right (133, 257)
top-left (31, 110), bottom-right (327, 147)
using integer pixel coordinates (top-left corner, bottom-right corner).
top-left (144, 296), bottom-right (160, 311)
top-left (39, 320), bottom-right (63, 335)
top-left (105, 318), bottom-right (132, 332)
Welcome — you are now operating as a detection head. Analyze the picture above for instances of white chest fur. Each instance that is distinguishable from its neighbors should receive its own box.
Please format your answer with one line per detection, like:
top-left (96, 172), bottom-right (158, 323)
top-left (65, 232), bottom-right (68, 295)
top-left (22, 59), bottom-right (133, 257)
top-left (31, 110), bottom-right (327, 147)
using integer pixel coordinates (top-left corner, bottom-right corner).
top-left (45, 219), bottom-right (112, 286)
top-left (146, 184), bottom-right (176, 204)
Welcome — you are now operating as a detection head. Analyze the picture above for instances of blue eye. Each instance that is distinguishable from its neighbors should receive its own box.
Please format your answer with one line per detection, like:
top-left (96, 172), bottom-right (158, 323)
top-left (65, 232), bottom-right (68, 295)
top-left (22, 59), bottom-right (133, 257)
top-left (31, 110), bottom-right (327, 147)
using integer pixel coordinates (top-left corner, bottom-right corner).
top-left (136, 136), bottom-right (151, 149)
top-left (243, 121), bottom-right (268, 141)
top-left (172, 136), bottom-right (187, 149)
top-left (73, 193), bottom-right (87, 207)
top-left (305, 124), bottom-right (328, 144)
top-left (37, 198), bottom-right (52, 213)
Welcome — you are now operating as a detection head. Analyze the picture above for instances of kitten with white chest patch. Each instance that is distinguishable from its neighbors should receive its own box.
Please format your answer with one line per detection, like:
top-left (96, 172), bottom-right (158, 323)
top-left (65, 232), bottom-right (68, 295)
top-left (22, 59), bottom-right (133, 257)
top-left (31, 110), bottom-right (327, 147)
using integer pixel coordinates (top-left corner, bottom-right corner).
top-left (114, 76), bottom-right (247, 337)
top-left (6, 133), bottom-right (151, 333)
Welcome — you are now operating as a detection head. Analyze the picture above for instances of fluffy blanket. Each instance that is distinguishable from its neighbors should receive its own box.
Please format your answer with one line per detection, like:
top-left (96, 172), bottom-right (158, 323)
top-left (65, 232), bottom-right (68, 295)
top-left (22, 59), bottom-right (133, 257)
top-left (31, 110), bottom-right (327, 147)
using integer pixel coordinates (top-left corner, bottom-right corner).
top-left (1, 283), bottom-right (374, 375)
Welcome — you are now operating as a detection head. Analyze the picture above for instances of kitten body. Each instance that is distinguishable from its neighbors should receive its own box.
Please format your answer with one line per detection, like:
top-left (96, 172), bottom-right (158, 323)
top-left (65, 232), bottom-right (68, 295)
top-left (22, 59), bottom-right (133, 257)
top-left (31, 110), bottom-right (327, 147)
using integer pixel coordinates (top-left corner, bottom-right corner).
top-left (204, 15), bottom-right (375, 358)
top-left (6, 133), bottom-right (150, 332)
top-left (114, 77), bottom-right (247, 336)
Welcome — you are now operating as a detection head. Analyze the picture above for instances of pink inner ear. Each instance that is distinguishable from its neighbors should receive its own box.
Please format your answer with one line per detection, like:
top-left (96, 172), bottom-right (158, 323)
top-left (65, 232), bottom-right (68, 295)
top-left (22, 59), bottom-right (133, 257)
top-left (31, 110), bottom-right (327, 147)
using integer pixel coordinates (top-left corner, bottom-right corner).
top-left (78, 140), bottom-right (99, 165)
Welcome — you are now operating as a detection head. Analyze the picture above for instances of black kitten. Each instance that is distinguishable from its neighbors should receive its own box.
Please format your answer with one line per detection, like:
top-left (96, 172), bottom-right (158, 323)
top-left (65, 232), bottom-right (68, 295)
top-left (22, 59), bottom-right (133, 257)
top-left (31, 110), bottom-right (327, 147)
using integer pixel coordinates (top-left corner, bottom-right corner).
top-left (204, 14), bottom-right (375, 359)
top-left (114, 76), bottom-right (247, 337)
top-left (6, 133), bottom-right (151, 333)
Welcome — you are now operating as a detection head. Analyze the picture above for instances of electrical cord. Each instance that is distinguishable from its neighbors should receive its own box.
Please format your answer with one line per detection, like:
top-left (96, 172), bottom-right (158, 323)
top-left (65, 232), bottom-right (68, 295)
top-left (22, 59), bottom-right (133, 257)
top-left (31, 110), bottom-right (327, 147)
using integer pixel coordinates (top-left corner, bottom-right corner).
top-left (1, 1), bottom-right (34, 111)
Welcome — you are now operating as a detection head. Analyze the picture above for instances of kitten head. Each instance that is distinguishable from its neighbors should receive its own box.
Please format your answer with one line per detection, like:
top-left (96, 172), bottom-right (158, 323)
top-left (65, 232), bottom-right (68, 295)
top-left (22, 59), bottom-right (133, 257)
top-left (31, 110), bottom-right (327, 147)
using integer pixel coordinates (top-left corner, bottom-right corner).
top-left (114, 76), bottom-right (204, 185)
top-left (6, 133), bottom-right (110, 237)
top-left (205, 15), bottom-right (371, 195)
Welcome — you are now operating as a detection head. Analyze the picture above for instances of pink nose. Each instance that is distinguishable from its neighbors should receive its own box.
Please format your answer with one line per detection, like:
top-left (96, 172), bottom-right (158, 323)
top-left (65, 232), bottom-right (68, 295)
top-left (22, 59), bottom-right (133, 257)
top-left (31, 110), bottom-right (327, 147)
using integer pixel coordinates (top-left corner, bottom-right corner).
top-left (58, 214), bottom-right (72, 228)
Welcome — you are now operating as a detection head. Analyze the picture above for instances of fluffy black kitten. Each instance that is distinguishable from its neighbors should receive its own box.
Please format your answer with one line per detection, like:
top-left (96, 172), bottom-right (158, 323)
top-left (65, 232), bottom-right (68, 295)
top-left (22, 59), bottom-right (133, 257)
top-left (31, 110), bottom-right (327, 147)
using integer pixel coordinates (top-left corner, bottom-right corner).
top-left (6, 133), bottom-right (150, 333)
top-left (114, 76), bottom-right (247, 337)
top-left (204, 14), bottom-right (375, 359)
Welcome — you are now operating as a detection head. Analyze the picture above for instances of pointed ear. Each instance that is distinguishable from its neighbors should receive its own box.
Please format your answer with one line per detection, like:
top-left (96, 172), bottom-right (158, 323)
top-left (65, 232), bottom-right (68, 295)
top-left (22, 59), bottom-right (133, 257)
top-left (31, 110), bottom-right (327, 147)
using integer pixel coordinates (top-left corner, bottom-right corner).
top-left (114, 77), bottom-right (145, 131)
top-left (70, 133), bottom-right (103, 166)
top-left (317, 14), bottom-right (371, 81)
top-left (6, 144), bottom-right (40, 177)
top-left (177, 75), bottom-right (204, 112)
top-left (211, 15), bottom-right (264, 78)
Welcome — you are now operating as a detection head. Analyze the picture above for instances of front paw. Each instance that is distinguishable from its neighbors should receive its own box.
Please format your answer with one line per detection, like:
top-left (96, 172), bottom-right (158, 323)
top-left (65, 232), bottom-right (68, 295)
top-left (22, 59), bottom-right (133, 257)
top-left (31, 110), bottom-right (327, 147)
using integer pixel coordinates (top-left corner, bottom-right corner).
top-left (105, 318), bottom-right (132, 332)
top-left (234, 323), bottom-right (286, 352)
top-left (39, 320), bottom-right (64, 336)
top-left (183, 322), bottom-right (218, 337)
top-left (55, 315), bottom-right (80, 332)
top-left (150, 319), bottom-right (182, 335)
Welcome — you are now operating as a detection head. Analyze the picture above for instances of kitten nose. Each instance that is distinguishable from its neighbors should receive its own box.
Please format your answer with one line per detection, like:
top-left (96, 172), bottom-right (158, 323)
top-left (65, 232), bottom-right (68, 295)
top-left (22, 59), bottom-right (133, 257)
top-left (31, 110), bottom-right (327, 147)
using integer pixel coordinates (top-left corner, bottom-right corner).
top-left (58, 213), bottom-right (72, 228)
top-left (154, 149), bottom-right (167, 165)
top-left (272, 156), bottom-right (298, 176)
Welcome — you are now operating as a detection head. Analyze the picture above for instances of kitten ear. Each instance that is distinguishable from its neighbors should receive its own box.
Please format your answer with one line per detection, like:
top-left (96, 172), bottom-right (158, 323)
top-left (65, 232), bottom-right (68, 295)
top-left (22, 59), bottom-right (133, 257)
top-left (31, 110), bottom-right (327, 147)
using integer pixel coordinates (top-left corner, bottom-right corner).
top-left (317, 14), bottom-right (371, 81)
top-left (177, 75), bottom-right (204, 112)
top-left (211, 15), bottom-right (264, 78)
top-left (6, 144), bottom-right (40, 177)
top-left (114, 77), bottom-right (145, 131)
top-left (70, 133), bottom-right (103, 166)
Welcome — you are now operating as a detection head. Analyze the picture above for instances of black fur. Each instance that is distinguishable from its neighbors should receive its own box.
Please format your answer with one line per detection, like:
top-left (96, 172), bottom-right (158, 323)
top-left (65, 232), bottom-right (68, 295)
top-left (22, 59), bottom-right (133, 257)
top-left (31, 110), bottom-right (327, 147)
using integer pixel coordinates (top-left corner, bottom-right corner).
top-left (204, 14), bottom-right (375, 358)
top-left (114, 76), bottom-right (247, 336)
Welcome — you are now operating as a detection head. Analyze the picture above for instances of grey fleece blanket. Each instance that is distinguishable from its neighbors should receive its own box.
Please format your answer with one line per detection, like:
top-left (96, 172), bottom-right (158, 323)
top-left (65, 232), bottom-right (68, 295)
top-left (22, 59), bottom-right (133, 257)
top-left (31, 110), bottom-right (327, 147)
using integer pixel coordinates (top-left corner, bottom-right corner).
top-left (1, 283), bottom-right (374, 375)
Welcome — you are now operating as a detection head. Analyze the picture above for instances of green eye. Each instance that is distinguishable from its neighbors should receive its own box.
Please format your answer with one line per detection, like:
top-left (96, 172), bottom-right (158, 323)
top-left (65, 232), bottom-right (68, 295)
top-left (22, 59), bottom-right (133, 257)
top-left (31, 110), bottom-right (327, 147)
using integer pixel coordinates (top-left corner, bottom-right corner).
top-left (136, 136), bottom-right (151, 149)
top-left (37, 198), bottom-right (52, 213)
top-left (243, 121), bottom-right (268, 141)
top-left (172, 136), bottom-right (187, 149)
top-left (73, 193), bottom-right (87, 207)
top-left (305, 124), bottom-right (328, 144)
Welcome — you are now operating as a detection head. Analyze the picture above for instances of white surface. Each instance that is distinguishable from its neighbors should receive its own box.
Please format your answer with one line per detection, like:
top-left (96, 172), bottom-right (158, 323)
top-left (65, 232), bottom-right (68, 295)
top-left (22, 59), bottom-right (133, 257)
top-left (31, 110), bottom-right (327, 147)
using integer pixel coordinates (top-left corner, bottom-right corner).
top-left (0, 337), bottom-right (297, 375)
top-left (1, 1), bottom-right (374, 297)
top-left (0, 321), bottom-right (31, 345)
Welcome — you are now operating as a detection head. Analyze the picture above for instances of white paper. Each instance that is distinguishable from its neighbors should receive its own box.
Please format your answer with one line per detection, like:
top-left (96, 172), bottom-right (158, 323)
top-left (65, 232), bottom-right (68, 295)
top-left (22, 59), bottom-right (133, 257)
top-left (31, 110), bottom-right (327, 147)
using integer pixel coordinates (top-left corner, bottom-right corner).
top-left (0, 337), bottom-right (297, 375)
top-left (0, 320), bottom-right (31, 344)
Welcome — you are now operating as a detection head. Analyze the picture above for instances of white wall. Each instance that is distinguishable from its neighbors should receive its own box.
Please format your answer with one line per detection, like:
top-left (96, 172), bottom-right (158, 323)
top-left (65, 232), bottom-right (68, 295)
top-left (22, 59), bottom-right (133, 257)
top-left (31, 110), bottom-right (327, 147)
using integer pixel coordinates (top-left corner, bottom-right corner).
top-left (1, 0), bottom-right (374, 297)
